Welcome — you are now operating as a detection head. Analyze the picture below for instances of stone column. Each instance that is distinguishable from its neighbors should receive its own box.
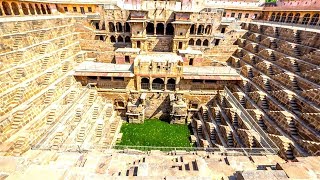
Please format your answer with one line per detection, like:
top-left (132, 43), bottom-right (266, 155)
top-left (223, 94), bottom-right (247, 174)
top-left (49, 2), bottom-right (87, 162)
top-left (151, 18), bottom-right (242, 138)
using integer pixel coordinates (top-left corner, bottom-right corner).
top-left (176, 77), bottom-right (180, 91)
top-left (149, 77), bottom-right (152, 90)
top-left (164, 77), bottom-right (167, 91)
top-left (0, 6), bottom-right (5, 16)
top-left (136, 76), bottom-right (141, 91)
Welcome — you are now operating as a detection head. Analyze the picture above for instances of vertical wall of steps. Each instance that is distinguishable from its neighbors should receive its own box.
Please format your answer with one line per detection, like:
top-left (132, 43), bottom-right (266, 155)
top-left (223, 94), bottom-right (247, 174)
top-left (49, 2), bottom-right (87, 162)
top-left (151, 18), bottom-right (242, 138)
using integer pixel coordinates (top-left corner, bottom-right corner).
top-left (0, 17), bottom-right (90, 156)
top-left (227, 22), bottom-right (320, 159)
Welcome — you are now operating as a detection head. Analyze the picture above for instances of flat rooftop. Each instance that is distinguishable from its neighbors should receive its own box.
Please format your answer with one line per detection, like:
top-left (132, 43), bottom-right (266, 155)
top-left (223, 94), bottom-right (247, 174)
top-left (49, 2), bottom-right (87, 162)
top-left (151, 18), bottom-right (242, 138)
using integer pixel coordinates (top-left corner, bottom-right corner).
top-left (136, 53), bottom-right (183, 63)
top-left (183, 66), bottom-right (241, 80)
top-left (74, 61), bottom-right (134, 77)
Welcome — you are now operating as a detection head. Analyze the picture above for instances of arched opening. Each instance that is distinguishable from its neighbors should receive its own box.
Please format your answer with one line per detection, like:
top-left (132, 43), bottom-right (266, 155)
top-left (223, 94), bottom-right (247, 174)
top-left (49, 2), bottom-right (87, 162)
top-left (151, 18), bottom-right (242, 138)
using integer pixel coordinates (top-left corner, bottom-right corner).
top-left (109, 22), bottom-right (115, 32)
top-left (2, 2), bottom-right (11, 15)
top-left (156, 23), bottom-right (164, 35)
top-left (189, 39), bottom-right (194, 45)
top-left (35, 4), bottom-right (41, 14)
top-left (286, 13), bottom-right (293, 23)
top-left (29, 4), bottom-right (35, 15)
top-left (21, 3), bottom-right (29, 15)
top-left (146, 23), bottom-right (154, 35)
top-left (117, 36), bottom-right (123, 43)
top-left (310, 14), bottom-right (319, 26)
top-left (203, 39), bottom-right (209, 46)
top-left (152, 78), bottom-right (164, 90)
top-left (116, 22), bottom-right (122, 32)
top-left (110, 36), bottom-right (116, 43)
top-left (125, 22), bottom-right (130, 32)
top-left (46, 5), bottom-right (51, 14)
top-left (269, 13), bottom-right (275, 21)
top-left (280, 13), bottom-right (287, 22)
top-left (196, 39), bottom-right (201, 46)
top-left (292, 13), bottom-right (300, 23)
top-left (301, 13), bottom-right (311, 25)
top-left (197, 25), bottom-right (204, 34)
top-left (205, 25), bottom-right (211, 34)
top-left (125, 36), bottom-right (131, 43)
top-left (190, 24), bottom-right (195, 34)
top-left (166, 23), bottom-right (174, 35)
top-left (141, 78), bottom-right (149, 90)
top-left (167, 78), bottom-right (175, 91)
top-left (115, 100), bottom-right (125, 108)
top-left (275, 13), bottom-right (281, 22)
top-left (137, 41), bottom-right (141, 48)
top-left (11, 2), bottom-right (19, 15)
top-left (40, 4), bottom-right (47, 14)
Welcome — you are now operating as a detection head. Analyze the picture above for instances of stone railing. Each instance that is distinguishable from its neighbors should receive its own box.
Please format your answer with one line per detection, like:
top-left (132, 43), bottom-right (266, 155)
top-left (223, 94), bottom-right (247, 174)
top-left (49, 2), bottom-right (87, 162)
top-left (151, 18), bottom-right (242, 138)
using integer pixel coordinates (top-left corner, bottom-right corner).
top-left (250, 20), bottom-right (320, 30)
top-left (141, 83), bottom-right (149, 90)
top-left (152, 83), bottom-right (164, 90)
top-left (31, 144), bottom-right (278, 156)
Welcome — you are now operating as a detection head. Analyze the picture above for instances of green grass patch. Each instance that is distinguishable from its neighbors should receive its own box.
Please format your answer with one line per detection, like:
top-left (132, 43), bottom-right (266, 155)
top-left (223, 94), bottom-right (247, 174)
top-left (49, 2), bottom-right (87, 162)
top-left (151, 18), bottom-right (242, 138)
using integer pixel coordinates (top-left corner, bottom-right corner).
top-left (117, 119), bottom-right (192, 147)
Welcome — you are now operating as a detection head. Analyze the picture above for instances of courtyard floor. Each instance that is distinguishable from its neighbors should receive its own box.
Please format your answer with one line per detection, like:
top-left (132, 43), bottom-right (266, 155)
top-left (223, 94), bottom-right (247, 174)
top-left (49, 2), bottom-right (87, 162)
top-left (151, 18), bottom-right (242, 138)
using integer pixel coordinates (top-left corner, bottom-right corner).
top-left (117, 119), bottom-right (192, 147)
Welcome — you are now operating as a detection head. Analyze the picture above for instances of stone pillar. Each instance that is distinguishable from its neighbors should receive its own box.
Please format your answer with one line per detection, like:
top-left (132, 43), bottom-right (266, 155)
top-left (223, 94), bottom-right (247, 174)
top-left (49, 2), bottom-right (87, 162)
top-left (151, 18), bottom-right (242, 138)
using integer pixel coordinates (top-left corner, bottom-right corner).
top-left (176, 77), bottom-right (180, 91)
top-left (136, 76), bottom-right (141, 91)
top-left (149, 77), bottom-right (152, 90)
top-left (0, 6), bottom-right (5, 16)
top-left (164, 77), bottom-right (167, 91)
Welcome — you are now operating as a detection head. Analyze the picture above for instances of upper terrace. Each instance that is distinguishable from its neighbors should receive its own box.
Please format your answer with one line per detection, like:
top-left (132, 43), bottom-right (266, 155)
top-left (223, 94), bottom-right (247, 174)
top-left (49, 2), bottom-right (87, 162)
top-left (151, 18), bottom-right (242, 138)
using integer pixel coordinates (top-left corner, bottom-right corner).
top-left (264, 0), bottom-right (320, 11)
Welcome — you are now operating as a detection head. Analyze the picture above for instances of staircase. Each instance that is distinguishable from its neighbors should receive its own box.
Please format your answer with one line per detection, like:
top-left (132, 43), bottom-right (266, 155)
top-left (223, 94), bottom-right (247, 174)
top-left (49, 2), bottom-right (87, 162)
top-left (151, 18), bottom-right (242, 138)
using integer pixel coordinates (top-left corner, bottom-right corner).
top-left (292, 60), bottom-right (300, 73)
top-left (202, 109), bottom-right (208, 122)
top-left (264, 80), bottom-right (271, 91)
top-left (95, 122), bottom-right (103, 138)
top-left (248, 68), bottom-right (253, 79)
top-left (284, 143), bottom-right (295, 160)
top-left (233, 113), bottom-right (239, 128)
top-left (289, 120), bottom-right (298, 136)
top-left (13, 51), bottom-right (23, 65)
top-left (67, 90), bottom-right (76, 103)
top-left (44, 89), bottom-right (54, 104)
top-left (13, 35), bottom-right (23, 49)
top-left (269, 53), bottom-right (276, 61)
top-left (12, 22), bottom-right (21, 34)
top-left (268, 66), bottom-right (275, 76)
top-left (274, 27), bottom-right (279, 37)
top-left (47, 109), bottom-right (56, 125)
top-left (41, 57), bottom-right (50, 70)
top-left (88, 91), bottom-right (96, 105)
top-left (261, 96), bottom-right (269, 110)
top-left (294, 31), bottom-right (301, 44)
top-left (58, 38), bottom-right (65, 47)
top-left (227, 133), bottom-right (234, 147)
top-left (39, 44), bottom-right (48, 55)
top-left (291, 78), bottom-right (302, 91)
top-left (11, 110), bottom-right (24, 129)
top-left (62, 61), bottom-right (70, 72)
top-left (289, 98), bottom-right (299, 112)
top-left (215, 112), bottom-right (221, 124)
top-left (258, 118), bottom-right (267, 130)
top-left (294, 46), bottom-right (301, 57)
top-left (92, 106), bottom-right (99, 120)
top-left (77, 126), bottom-right (86, 142)
top-left (12, 87), bottom-right (25, 106)
top-left (14, 67), bottom-right (25, 82)
top-left (43, 71), bottom-right (53, 85)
